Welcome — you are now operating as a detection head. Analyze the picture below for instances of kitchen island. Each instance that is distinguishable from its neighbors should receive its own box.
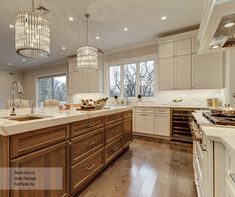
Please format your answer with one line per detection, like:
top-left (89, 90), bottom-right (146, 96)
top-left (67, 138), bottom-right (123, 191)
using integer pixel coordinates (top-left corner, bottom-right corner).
top-left (192, 111), bottom-right (235, 197)
top-left (0, 106), bottom-right (133, 197)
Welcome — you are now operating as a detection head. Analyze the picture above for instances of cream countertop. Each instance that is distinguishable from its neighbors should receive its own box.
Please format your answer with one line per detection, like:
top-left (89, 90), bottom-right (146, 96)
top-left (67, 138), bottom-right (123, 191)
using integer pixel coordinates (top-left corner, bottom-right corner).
top-left (134, 104), bottom-right (211, 109)
top-left (0, 106), bottom-right (133, 136)
top-left (192, 111), bottom-right (235, 153)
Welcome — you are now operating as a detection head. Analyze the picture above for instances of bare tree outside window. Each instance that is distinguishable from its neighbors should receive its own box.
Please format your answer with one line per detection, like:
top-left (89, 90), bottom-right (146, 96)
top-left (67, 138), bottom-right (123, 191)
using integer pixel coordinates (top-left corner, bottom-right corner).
top-left (108, 60), bottom-right (155, 98)
top-left (109, 66), bottom-right (121, 97)
top-left (124, 63), bottom-right (137, 97)
top-left (38, 75), bottom-right (67, 106)
top-left (140, 60), bottom-right (154, 97)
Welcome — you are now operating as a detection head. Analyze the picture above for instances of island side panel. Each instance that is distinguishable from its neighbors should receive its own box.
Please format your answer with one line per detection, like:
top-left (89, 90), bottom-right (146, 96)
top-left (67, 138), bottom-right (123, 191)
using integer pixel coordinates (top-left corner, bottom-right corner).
top-left (0, 135), bottom-right (10, 197)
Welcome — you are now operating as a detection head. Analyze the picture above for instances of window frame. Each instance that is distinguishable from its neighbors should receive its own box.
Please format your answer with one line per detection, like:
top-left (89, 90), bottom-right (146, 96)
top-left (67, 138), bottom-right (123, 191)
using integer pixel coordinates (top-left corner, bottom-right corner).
top-left (105, 55), bottom-right (157, 98)
top-left (36, 73), bottom-right (67, 107)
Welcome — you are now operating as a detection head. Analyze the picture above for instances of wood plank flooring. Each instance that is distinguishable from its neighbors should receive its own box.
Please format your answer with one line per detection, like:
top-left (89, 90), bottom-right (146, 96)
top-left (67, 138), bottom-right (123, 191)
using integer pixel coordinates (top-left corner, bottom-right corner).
top-left (79, 139), bottom-right (196, 197)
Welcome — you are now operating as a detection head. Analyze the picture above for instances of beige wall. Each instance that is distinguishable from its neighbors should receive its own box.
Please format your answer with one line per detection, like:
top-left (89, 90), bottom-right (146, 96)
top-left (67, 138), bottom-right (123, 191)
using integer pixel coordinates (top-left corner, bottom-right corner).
top-left (0, 69), bottom-right (23, 109)
top-left (23, 63), bottom-right (68, 103)
top-left (104, 44), bottom-right (158, 63)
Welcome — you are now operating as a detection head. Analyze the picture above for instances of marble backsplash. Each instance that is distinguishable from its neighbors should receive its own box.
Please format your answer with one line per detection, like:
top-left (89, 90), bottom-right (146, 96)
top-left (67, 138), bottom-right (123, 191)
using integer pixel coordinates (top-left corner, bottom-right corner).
top-left (69, 89), bottom-right (225, 107)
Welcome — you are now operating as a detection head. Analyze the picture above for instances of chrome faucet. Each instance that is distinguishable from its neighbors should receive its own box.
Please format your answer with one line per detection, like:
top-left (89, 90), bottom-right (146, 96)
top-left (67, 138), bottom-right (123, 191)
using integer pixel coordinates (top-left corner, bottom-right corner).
top-left (10, 81), bottom-right (24, 116)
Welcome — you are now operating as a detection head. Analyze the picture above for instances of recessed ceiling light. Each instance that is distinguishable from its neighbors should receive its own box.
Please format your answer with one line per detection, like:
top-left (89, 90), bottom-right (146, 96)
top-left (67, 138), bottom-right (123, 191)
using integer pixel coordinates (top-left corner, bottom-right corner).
top-left (8, 62), bottom-right (12, 66)
top-left (96, 36), bottom-right (100, 40)
top-left (211, 45), bottom-right (219, 49)
top-left (62, 46), bottom-right (66, 50)
top-left (9, 24), bottom-right (14, 28)
top-left (124, 27), bottom-right (128, 31)
top-left (161, 16), bottom-right (167, 20)
top-left (22, 59), bottom-right (26, 62)
top-left (68, 17), bottom-right (74, 21)
top-left (224, 22), bottom-right (235, 28)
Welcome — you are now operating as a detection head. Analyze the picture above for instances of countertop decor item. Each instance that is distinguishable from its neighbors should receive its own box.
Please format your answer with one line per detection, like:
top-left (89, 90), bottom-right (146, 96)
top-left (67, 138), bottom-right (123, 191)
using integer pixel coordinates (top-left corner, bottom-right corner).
top-left (15, 0), bottom-right (50, 58)
top-left (77, 13), bottom-right (98, 71)
top-left (137, 95), bottom-right (142, 103)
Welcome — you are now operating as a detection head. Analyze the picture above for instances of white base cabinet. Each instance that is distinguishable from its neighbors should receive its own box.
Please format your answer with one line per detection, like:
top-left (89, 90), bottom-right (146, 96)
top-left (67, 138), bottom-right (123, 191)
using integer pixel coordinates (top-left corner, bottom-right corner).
top-left (154, 108), bottom-right (170, 136)
top-left (135, 113), bottom-right (154, 134)
top-left (134, 107), bottom-right (170, 137)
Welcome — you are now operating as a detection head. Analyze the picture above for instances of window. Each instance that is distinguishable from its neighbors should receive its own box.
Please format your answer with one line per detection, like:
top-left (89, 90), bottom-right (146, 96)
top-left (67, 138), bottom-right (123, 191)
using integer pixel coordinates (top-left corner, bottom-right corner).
top-left (109, 66), bottom-right (121, 97)
top-left (109, 59), bottom-right (155, 97)
top-left (38, 74), bottom-right (67, 106)
top-left (139, 60), bottom-right (154, 97)
top-left (124, 63), bottom-right (136, 97)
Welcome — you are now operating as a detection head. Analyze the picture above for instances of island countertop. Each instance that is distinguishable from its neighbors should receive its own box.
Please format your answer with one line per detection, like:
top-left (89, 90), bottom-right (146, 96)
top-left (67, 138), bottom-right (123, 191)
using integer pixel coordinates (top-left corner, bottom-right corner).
top-left (193, 110), bottom-right (235, 153)
top-left (0, 105), bottom-right (133, 136)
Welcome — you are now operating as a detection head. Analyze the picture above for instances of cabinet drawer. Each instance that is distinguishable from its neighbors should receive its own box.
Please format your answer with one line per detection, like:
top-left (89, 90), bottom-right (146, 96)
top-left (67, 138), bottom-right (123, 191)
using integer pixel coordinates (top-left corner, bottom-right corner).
top-left (71, 148), bottom-right (104, 193)
top-left (105, 121), bottom-right (123, 144)
top-left (10, 124), bottom-right (70, 159)
top-left (135, 107), bottom-right (154, 114)
top-left (71, 128), bottom-right (104, 165)
top-left (71, 116), bottom-right (104, 137)
top-left (155, 107), bottom-right (170, 114)
top-left (123, 110), bottom-right (133, 119)
top-left (105, 136), bottom-right (123, 164)
top-left (105, 113), bottom-right (122, 125)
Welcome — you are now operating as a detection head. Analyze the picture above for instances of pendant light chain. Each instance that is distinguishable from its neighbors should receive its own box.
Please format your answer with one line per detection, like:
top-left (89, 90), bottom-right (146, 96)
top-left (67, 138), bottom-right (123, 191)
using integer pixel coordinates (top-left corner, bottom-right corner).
top-left (86, 14), bottom-right (89, 46)
top-left (77, 13), bottom-right (98, 72)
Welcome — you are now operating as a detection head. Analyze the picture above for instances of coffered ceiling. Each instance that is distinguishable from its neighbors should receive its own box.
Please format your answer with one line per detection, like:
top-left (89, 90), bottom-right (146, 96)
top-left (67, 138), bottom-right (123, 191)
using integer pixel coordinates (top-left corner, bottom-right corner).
top-left (0, 0), bottom-right (204, 70)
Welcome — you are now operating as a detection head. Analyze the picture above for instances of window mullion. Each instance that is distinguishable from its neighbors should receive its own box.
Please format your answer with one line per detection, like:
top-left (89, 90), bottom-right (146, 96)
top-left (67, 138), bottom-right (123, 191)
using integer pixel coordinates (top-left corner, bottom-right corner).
top-left (121, 64), bottom-right (124, 97)
top-left (136, 62), bottom-right (140, 96)
top-left (51, 76), bottom-right (54, 99)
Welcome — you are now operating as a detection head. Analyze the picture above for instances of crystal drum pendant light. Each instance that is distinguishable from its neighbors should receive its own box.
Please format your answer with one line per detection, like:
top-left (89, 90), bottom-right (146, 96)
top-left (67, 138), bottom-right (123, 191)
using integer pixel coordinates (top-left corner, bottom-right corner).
top-left (77, 13), bottom-right (98, 72)
top-left (15, 0), bottom-right (50, 58)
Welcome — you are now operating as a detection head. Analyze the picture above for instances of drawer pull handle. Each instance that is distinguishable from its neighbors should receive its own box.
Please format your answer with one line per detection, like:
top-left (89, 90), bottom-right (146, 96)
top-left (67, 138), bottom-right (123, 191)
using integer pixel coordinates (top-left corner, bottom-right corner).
top-left (87, 140), bottom-right (96, 146)
top-left (86, 163), bottom-right (96, 171)
top-left (88, 123), bottom-right (96, 127)
top-left (112, 146), bottom-right (119, 151)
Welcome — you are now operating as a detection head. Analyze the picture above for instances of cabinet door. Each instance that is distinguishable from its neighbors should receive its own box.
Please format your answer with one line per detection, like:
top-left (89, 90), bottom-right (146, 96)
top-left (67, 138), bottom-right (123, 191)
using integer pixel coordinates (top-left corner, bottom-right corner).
top-left (135, 113), bottom-right (154, 134)
top-left (82, 71), bottom-right (99, 93)
top-left (159, 58), bottom-right (175, 90)
top-left (159, 42), bottom-right (174, 58)
top-left (123, 118), bottom-right (133, 147)
top-left (192, 38), bottom-right (200, 54)
top-left (192, 52), bottom-right (224, 89)
top-left (11, 141), bottom-right (70, 197)
top-left (69, 71), bottom-right (83, 93)
top-left (155, 114), bottom-right (170, 136)
top-left (175, 55), bottom-right (192, 89)
top-left (175, 39), bottom-right (191, 56)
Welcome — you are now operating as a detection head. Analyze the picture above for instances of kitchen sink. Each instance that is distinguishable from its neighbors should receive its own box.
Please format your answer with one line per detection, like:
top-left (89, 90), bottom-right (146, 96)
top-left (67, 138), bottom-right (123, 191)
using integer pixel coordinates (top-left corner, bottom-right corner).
top-left (2, 115), bottom-right (50, 121)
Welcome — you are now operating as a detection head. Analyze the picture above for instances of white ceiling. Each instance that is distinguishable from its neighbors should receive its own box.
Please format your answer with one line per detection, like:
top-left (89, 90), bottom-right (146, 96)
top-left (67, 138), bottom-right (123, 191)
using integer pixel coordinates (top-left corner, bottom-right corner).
top-left (0, 0), bottom-right (204, 70)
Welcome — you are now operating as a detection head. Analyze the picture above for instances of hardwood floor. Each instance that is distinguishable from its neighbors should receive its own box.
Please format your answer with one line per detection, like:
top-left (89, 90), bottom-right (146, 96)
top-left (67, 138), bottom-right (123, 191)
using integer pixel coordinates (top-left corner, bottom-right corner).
top-left (78, 139), bottom-right (196, 197)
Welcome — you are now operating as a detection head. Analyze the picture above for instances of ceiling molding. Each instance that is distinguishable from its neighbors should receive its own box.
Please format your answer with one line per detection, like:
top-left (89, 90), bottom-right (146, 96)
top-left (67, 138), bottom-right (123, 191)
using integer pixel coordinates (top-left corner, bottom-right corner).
top-left (0, 65), bottom-right (23, 72)
top-left (22, 59), bottom-right (67, 72)
top-left (104, 39), bottom-right (158, 55)
top-left (157, 24), bottom-right (200, 38)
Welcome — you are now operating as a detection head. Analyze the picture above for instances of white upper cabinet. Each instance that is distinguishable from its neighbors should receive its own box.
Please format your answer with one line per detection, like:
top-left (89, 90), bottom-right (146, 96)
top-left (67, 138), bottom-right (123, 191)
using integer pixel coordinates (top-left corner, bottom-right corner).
top-left (159, 58), bottom-right (175, 90)
top-left (175, 55), bottom-right (192, 89)
top-left (175, 39), bottom-right (191, 56)
top-left (68, 54), bottom-right (104, 94)
top-left (192, 52), bottom-right (224, 89)
top-left (159, 42), bottom-right (174, 58)
top-left (192, 38), bottom-right (200, 54)
top-left (69, 72), bottom-right (83, 94)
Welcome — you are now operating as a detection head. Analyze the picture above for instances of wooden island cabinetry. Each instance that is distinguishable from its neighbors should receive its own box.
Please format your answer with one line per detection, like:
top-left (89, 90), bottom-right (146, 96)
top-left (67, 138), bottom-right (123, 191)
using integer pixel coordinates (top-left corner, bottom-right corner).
top-left (0, 109), bottom-right (133, 197)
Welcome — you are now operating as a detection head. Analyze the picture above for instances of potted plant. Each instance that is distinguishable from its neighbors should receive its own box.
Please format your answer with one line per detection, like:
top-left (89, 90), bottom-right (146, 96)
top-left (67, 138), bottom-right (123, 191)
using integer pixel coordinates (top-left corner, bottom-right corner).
top-left (114, 95), bottom-right (118, 104)
top-left (137, 94), bottom-right (142, 104)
